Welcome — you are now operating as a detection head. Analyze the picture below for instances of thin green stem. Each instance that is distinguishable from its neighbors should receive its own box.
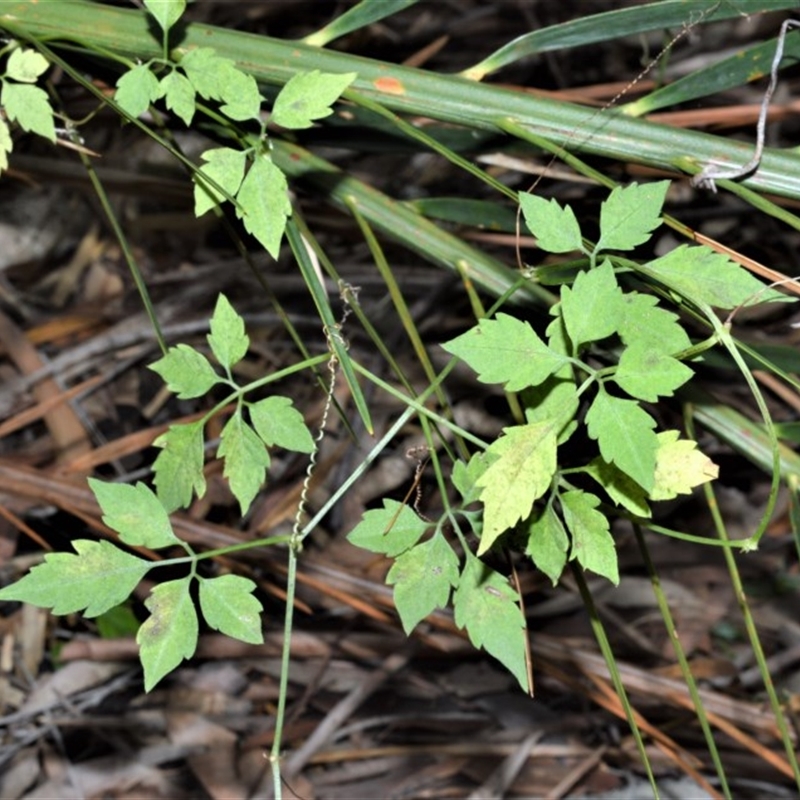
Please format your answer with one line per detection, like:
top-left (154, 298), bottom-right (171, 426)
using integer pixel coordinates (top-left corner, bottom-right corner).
top-left (571, 564), bottom-right (659, 798)
top-left (632, 522), bottom-right (732, 800)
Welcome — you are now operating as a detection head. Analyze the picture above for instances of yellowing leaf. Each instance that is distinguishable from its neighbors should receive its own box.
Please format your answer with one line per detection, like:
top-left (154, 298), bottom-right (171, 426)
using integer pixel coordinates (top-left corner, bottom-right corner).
top-left (476, 421), bottom-right (558, 554)
top-left (650, 430), bottom-right (719, 501)
top-left (137, 577), bottom-right (197, 692)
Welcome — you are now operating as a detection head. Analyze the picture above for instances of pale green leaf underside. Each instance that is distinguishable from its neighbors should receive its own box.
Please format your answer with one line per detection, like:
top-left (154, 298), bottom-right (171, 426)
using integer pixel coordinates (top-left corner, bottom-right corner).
top-left (525, 504), bottom-right (569, 586)
top-left (442, 313), bottom-right (567, 391)
top-left (218, 410), bottom-right (270, 516)
top-left (586, 391), bottom-right (657, 491)
top-left (347, 499), bottom-right (430, 557)
top-left (271, 70), bottom-right (357, 130)
top-left (160, 70), bottom-right (195, 126)
top-left (642, 245), bottom-right (791, 309)
top-left (519, 192), bottom-right (583, 254)
top-left (250, 395), bottom-right (315, 453)
top-left (614, 342), bottom-right (693, 401)
top-left (235, 154), bottom-right (292, 259)
top-left (0, 119), bottom-right (11, 173)
top-left (89, 478), bottom-right (178, 549)
top-left (149, 344), bottom-right (219, 399)
top-left (560, 259), bottom-right (622, 348)
top-left (0, 539), bottom-right (149, 617)
top-left (1, 82), bottom-right (55, 141)
top-left (584, 458), bottom-right (651, 518)
top-left (561, 490), bottom-right (619, 585)
top-left (453, 555), bottom-right (529, 692)
top-left (208, 293), bottom-right (249, 370)
top-left (198, 575), bottom-right (264, 644)
top-left (143, 0), bottom-right (186, 33)
top-left (6, 48), bottom-right (49, 82)
top-left (193, 147), bottom-right (247, 216)
top-left (596, 180), bottom-right (668, 253)
top-left (152, 421), bottom-right (206, 513)
top-left (115, 65), bottom-right (163, 118)
top-left (387, 533), bottom-right (459, 634)
top-left (617, 292), bottom-right (691, 354)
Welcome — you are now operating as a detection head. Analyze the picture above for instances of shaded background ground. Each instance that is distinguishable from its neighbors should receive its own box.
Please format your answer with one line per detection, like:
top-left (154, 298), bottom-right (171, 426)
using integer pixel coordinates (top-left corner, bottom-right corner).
top-left (1, 2), bottom-right (800, 798)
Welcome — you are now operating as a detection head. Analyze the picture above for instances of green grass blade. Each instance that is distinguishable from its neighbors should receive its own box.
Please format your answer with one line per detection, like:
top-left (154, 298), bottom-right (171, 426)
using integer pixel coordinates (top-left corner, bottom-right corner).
top-left (302, 0), bottom-right (420, 48)
top-left (271, 141), bottom-right (554, 307)
top-left (462, 0), bottom-right (799, 80)
top-left (6, 1), bottom-right (800, 199)
top-left (623, 29), bottom-right (800, 116)
top-left (285, 218), bottom-right (373, 435)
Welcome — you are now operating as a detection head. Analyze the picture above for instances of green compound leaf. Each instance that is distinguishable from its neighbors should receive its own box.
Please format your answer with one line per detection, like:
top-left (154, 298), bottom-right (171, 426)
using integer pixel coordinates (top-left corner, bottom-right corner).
top-left (0, 539), bottom-right (150, 617)
top-left (585, 391), bottom-right (657, 492)
top-left (149, 344), bottom-right (220, 399)
top-left (89, 478), bottom-right (179, 549)
top-left (6, 48), bottom-right (49, 83)
top-left (617, 292), bottom-right (691, 355)
top-left (347, 499), bottom-right (430, 558)
top-left (642, 245), bottom-right (791, 309)
top-left (559, 259), bottom-right (623, 348)
top-left (387, 533), bottom-right (460, 634)
top-left (614, 341), bottom-right (693, 402)
top-left (152, 421), bottom-right (206, 513)
top-left (453, 554), bottom-right (529, 692)
top-left (193, 147), bottom-right (247, 216)
top-left (250, 395), bottom-right (315, 454)
top-left (560, 490), bottom-right (619, 585)
top-left (442, 313), bottom-right (567, 392)
top-left (584, 458), bottom-right (650, 518)
top-left (596, 180), bottom-right (669, 253)
top-left (207, 293), bottom-right (249, 370)
top-left (525, 504), bottom-right (569, 586)
top-left (137, 577), bottom-right (197, 692)
top-left (115, 64), bottom-right (163, 119)
top-left (143, 0), bottom-right (186, 33)
top-left (271, 70), bottom-right (357, 130)
top-left (476, 421), bottom-right (558, 555)
top-left (218, 410), bottom-right (270, 516)
top-left (0, 119), bottom-right (11, 173)
top-left (519, 192), bottom-right (583, 254)
top-left (1, 82), bottom-right (55, 142)
top-left (235, 154), bottom-right (291, 259)
top-left (198, 574), bottom-right (264, 644)
top-left (650, 430), bottom-right (719, 501)
top-left (160, 70), bottom-right (196, 126)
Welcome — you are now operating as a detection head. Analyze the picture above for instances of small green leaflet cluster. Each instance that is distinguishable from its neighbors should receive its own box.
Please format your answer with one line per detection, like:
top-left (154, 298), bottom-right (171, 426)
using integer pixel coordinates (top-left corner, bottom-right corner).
top-left (347, 498), bottom-right (529, 692)
top-left (0, 293), bottom-right (315, 691)
top-left (0, 478), bottom-right (263, 692)
top-left (0, 44), bottom-right (56, 172)
top-left (112, 0), bottom-right (355, 258)
top-left (150, 294), bottom-right (315, 515)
